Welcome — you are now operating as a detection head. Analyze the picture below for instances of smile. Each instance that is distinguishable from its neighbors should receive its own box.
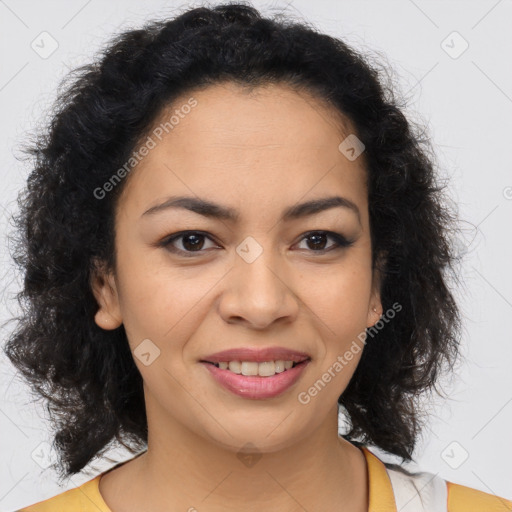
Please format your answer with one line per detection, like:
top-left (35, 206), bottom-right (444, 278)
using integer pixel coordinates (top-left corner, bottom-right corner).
top-left (200, 359), bottom-right (311, 399)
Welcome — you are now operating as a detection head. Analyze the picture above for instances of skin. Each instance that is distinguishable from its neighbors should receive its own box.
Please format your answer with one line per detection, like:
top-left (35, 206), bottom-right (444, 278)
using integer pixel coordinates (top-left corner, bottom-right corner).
top-left (92, 81), bottom-right (383, 512)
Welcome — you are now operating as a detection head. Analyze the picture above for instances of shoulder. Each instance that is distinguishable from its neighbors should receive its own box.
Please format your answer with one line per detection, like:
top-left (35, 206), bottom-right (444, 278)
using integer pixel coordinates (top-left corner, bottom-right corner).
top-left (446, 480), bottom-right (512, 512)
top-left (361, 445), bottom-right (511, 512)
top-left (385, 460), bottom-right (511, 512)
top-left (15, 475), bottom-right (110, 512)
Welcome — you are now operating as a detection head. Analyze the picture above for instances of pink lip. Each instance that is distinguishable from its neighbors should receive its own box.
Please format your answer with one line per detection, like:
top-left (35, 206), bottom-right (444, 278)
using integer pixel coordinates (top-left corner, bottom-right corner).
top-left (201, 346), bottom-right (311, 363)
top-left (201, 359), bottom-right (310, 399)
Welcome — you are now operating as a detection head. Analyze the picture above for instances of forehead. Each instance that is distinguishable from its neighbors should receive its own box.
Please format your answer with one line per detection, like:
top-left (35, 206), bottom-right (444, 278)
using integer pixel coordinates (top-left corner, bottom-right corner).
top-left (118, 82), bottom-right (368, 224)
top-left (160, 81), bottom-right (354, 150)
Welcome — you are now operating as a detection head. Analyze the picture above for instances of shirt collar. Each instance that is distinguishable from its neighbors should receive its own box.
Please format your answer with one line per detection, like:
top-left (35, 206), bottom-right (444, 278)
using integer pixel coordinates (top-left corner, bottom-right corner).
top-left (88, 445), bottom-right (397, 512)
top-left (361, 446), bottom-right (397, 512)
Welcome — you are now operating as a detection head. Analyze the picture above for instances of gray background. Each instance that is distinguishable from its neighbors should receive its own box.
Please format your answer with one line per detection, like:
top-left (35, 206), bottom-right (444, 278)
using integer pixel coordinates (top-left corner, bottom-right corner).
top-left (1, 0), bottom-right (511, 510)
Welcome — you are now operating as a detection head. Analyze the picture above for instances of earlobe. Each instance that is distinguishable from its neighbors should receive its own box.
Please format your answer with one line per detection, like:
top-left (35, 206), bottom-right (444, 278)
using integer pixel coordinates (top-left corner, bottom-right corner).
top-left (367, 256), bottom-right (384, 327)
top-left (367, 302), bottom-right (383, 328)
top-left (94, 308), bottom-right (122, 330)
top-left (90, 261), bottom-right (123, 330)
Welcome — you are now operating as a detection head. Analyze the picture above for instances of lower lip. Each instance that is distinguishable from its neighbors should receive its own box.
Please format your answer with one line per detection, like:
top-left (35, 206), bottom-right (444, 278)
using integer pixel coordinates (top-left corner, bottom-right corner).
top-left (200, 360), bottom-right (310, 399)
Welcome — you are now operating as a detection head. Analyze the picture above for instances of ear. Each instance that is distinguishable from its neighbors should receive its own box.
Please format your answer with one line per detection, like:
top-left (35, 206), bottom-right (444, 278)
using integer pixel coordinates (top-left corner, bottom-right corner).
top-left (367, 252), bottom-right (385, 328)
top-left (90, 258), bottom-right (123, 330)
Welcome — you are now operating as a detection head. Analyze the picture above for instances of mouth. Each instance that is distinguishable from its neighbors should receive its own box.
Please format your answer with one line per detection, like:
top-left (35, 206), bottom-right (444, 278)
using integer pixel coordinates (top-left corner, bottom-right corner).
top-left (201, 346), bottom-right (311, 365)
top-left (199, 357), bottom-right (311, 399)
top-left (200, 359), bottom-right (310, 376)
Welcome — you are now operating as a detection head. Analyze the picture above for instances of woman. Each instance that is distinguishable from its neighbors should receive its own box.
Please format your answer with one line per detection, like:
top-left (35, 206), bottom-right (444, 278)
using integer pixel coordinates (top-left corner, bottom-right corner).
top-left (5, 3), bottom-right (511, 511)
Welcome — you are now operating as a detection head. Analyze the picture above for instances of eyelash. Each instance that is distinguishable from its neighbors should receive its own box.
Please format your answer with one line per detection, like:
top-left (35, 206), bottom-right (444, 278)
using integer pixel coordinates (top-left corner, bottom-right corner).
top-left (158, 230), bottom-right (354, 257)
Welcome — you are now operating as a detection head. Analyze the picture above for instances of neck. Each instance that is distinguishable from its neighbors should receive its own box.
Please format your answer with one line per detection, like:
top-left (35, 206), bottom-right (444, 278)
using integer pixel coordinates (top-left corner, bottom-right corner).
top-left (129, 402), bottom-right (368, 512)
top-left (99, 394), bottom-right (368, 512)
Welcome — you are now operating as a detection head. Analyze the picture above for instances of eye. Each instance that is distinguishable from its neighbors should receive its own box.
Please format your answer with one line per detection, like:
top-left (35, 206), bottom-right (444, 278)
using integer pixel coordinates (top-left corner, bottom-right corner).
top-left (159, 230), bottom-right (354, 257)
top-left (294, 231), bottom-right (354, 253)
top-left (159, 231), bottom-right (219, 256)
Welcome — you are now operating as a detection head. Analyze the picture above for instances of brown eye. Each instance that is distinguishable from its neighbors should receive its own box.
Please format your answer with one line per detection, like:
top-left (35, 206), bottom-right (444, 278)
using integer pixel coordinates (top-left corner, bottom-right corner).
top-left (158, 229), bottom-right (354, 258)
top-left (160, 231), bottom-right (219, 256)
top-left (178, 233), bottom-right (207, 251)
top-left (295, 231), bottom-right (354, 253)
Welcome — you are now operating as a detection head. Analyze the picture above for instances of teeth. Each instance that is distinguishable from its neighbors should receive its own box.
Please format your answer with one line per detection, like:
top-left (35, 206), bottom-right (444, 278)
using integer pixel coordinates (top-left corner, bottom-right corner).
top-left (213, 360), bottom-right (298, 376)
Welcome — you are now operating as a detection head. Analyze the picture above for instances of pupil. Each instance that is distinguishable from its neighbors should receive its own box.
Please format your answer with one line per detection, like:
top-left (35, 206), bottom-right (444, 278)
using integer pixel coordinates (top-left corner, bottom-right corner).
top-left (183, 234), bottom-right (203, 251)
top-left (308, 232), bottom-right (326, 250)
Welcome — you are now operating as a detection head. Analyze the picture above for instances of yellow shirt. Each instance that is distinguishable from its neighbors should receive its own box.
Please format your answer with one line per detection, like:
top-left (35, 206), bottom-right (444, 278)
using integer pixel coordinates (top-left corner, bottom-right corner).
top-left (17, 446), bottom-right (512, 512)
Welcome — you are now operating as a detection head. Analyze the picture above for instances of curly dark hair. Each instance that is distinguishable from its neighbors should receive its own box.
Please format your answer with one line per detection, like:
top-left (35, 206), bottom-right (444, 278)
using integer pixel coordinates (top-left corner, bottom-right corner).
top-left (2, 2), bottom-right (462, 481)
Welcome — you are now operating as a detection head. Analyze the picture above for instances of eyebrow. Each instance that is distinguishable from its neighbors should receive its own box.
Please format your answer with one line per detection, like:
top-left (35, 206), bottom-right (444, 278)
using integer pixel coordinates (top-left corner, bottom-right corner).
top-left (142, 195), bottom-right (361, 225)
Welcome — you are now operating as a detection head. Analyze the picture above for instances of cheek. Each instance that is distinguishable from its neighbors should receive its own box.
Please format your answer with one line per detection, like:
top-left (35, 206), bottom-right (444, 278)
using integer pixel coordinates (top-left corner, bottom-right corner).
top-left (302, 256), bottom-right (373, 388)
top-left (307, 258), bottom-right (373, 329)
top-left (298, 266), bottom-right (371, 407)
top-left (114, 245), bottom-right (221, 351)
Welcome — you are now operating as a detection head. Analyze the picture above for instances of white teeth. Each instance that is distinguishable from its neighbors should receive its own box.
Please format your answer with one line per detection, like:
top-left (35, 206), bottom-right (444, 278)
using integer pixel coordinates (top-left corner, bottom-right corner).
top-left (228, 361), bottom-right (241, 374)
top-left (274, 360), bottom-right (285, 373)
top-left (242, 361), bottom-right (259, 376)
top-left (212, 360), bottom-right (300, 376)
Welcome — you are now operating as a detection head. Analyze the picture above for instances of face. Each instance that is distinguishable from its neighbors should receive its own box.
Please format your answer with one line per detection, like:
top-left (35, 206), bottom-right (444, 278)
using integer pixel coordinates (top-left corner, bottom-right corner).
top-left (92, 81), bottom-right (382, 453)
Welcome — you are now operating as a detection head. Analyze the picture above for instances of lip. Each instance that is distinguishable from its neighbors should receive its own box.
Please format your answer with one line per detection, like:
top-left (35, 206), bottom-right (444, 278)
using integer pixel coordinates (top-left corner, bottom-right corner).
top-left (201, 346), bottom-right (311, 364)
top-left (200, 359), bottom-right (311, 399)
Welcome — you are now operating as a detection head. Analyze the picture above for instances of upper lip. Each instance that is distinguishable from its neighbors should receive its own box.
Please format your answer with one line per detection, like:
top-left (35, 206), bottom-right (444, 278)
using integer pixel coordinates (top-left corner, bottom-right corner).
top-left (201, 347), bottom-right (311, 363)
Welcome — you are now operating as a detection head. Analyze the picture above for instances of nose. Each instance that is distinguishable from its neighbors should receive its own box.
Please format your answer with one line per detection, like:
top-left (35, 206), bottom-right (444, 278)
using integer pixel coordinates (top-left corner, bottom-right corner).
top-left (217, 244), bottom-right (300, 330)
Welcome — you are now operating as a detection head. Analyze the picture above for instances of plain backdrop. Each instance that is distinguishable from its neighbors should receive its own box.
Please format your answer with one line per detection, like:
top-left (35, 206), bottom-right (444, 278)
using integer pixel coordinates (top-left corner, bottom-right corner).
top-left (1, 0), bottom-right (511, 510)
